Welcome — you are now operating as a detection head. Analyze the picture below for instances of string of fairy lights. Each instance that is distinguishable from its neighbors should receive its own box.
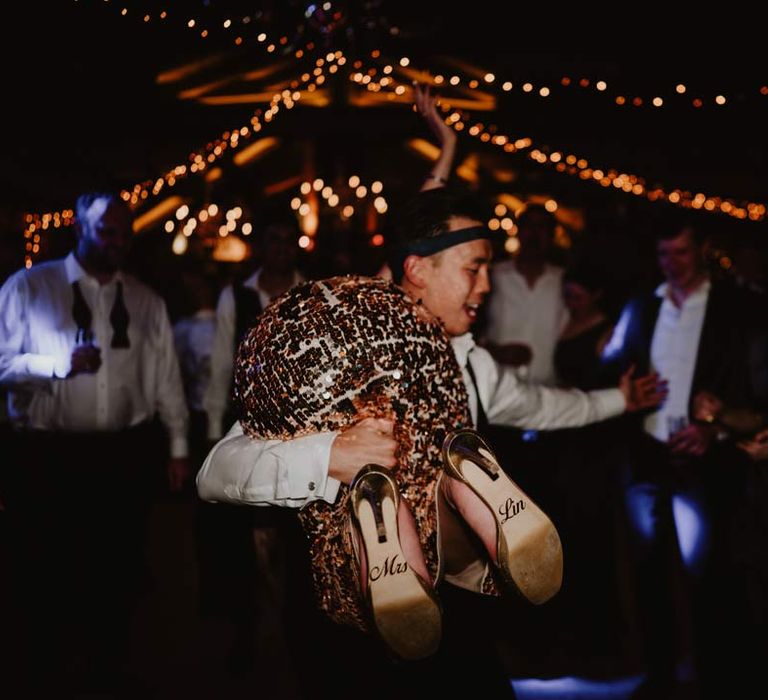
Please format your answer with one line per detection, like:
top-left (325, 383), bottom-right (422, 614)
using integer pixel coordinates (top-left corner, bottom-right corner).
top-left (392, 64), bottom-right (768, 110)
top-left (24, 4), bottom-right (768, 267)
top-left (80, 0), bottom-right (299, 56)
top-left (22, 46), bottom-right (337, 267)
top-left (89, 1), bottom-right (768, 110)
top-left (350, 54), bottom-right (768, 224)
top-left (166, 201), bottom-right (254, 259)
top-left (290, 175), bottom-right (389, 252)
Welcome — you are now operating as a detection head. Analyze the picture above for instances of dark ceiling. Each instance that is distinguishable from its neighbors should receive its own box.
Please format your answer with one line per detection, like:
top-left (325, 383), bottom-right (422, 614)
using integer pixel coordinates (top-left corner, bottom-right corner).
top-left (2, 1), bottom-right (766, 237)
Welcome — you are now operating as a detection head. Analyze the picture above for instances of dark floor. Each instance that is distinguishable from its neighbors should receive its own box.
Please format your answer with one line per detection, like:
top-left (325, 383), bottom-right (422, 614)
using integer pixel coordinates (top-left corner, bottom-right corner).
top-left (0, 496), bottom-right (701, 699)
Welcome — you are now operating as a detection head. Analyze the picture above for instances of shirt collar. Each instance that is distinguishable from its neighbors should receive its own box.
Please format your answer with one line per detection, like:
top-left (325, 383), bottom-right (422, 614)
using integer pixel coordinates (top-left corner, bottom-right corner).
top-left (244, 268), bottom-right (262, 287)
top-left (64, 252), bottom-right (88, 284)
top-left (510, 261), bottom-right (560, 278)
top-left (64, 252), bottom-right (123, 287)
top-left (194, 309), bottom-right (216, 320)
top-left (450, 332), bottom-right (476, 368)
top-left (245, 268), bottom-right (304, 294)
top-left (655, 277), bottom-right (711, 303)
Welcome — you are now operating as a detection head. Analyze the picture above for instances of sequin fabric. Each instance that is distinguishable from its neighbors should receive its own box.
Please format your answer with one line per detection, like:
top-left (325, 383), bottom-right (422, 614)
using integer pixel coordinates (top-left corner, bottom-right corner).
top-left (234, 275), bottom-right (473, 631)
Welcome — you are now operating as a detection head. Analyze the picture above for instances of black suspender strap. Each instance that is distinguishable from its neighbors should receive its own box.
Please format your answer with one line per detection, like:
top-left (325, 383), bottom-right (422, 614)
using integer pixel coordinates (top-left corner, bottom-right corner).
top-left (464, 357), bottom-right (489, 432)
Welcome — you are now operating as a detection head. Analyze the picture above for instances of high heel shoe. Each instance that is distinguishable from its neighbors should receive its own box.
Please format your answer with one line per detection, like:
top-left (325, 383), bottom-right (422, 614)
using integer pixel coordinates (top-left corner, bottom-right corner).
top-left (349, 464), bottom-right (442, 660)
top-left (441, 429), bottom-right (563, 604)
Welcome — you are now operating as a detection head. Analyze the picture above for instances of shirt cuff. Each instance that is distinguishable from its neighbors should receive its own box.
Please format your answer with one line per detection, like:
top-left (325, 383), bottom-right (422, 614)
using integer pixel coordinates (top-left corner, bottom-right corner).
top-left (26, 354), bottom-right (59, 379)
top-left (169, 434), bottom-right (189, 459)
top-left (277, 432), bottom-right (340, 505)
top-left (591, 388), bottom-right (627, 420)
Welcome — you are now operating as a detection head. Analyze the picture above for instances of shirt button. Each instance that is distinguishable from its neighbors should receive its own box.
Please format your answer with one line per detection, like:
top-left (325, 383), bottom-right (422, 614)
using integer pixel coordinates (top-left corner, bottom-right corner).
top-left (308, 481), bottom-right (316, 491)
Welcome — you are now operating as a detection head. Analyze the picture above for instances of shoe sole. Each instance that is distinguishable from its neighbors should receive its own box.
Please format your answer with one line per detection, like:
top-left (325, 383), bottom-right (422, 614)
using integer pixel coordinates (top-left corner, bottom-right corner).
top-left (443, 431), bottom-right (563, 604)
top-left (352, 469), bottom-right (442, 660)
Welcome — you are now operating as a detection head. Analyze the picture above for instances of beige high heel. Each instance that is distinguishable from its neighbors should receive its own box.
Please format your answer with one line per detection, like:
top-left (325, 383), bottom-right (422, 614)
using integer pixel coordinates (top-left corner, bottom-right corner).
top-left (441, 429), bottom-right (563, 604)
top-left (349, 465), bottom-right (442, 660)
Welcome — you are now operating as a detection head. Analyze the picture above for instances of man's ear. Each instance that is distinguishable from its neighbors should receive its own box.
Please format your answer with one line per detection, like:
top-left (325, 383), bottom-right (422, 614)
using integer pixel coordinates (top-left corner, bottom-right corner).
top-left (402, 254), bottom-right (430, 289)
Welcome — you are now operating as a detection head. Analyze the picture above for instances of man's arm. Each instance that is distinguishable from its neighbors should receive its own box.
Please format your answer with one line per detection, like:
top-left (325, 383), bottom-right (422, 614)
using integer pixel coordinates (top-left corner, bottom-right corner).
top-left (196, 417), bottom-right (398, 508)
top-left (0, 270), bottom-right (70, 386)
top-left (472, 346), bottom-right (665, 430)
top-left (152, 295), bottom-right (189, 458)
top-left (414, 83), bottom-right (457, 192)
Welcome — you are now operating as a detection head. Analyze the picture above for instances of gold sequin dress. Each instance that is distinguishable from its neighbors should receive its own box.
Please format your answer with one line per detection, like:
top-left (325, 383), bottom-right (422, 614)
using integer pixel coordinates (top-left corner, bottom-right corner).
top-left (234, 275), bottom-right (473, 631)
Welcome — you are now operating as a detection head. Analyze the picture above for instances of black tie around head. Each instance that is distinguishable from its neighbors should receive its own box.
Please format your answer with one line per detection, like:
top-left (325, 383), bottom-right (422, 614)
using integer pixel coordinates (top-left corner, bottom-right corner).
top-left (110, 281), bottom-right (130, 348)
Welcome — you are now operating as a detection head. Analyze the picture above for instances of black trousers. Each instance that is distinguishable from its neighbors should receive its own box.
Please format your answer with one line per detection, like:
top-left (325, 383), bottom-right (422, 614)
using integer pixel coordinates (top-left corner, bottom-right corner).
top-left (619, 434), bottom-right (749, 698)
top-left (1, 422), bottom-right (164, 687)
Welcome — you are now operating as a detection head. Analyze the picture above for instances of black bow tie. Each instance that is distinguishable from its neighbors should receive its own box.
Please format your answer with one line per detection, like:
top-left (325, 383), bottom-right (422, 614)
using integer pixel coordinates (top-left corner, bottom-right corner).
top-left (110, 281), bottom-right (130, 348)
top-left (71, 280), bottom-right (130, 348)
top-left (71, 280), bottom-right (93, 344)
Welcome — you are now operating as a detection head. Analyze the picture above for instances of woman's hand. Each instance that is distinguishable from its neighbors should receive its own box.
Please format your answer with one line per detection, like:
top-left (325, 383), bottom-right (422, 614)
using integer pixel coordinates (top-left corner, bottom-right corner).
top-left (329, 417), bottom-right (398, 484)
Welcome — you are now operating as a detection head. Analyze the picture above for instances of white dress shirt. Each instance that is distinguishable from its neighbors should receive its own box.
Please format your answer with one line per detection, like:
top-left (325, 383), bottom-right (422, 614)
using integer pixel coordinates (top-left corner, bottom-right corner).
top-left (173, 309), bottom-right (216, 412)
top-left (196, 333), bottom-right (625, 508)
top-left (644, 280), bottom-right (710, 442)
top-left (484, 260), bottom-right (568, 385)
top-left (0, 253), bottom-right (189, 457)
top-left (204, 268), bottom-right (303, 440)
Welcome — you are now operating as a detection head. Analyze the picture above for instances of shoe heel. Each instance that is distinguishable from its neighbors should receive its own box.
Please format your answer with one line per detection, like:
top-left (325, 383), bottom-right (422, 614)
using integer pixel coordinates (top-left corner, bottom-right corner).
top-left (442, 429), bottom-right (563, 605)
top-left (350, 465), bottom-right (442, 660)
top-left (445, 433), bottom-right (500, 481)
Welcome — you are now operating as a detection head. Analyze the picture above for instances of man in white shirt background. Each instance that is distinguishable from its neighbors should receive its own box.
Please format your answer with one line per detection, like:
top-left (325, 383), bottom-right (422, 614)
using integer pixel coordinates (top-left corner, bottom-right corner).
top-left (0, 191), bottom-right (189, 693)
top-left (173, 269), bottom-right (217, 467)
top-left (484, 203), bottom-right (568, 386)
top-left (204, 216), bottom-right (304, 442)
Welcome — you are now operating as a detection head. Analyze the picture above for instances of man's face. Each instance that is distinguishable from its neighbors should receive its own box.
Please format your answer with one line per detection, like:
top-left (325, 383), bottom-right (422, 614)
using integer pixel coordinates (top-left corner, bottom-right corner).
top-left (657, 228), bottom-right (703, 290)
top-left (262, 223), bottom-right (298, 273)
top-left (419, 216), bottom-right (492, 337)
top-left (77, 198), bottom-right (133, 274)
top-left (517, 210), bottom-right (552, 258)
top-left (562, 281), bottom-right (600, 318)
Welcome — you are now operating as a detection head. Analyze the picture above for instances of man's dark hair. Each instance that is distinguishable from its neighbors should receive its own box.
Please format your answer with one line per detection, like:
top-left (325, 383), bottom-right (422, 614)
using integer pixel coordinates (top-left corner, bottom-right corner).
top-left (563, 262), bottom-right (608, 293)
top-left (517, 203), bottom-right (555, 234)
top-left (247, 200), bottom-right (299, 239)
top-left (261, 215), bottom-right (300, 239)
top-left (388, 187), bottom-right (488, 283)
top-left (651, 210), bottom-right (706, 246)
top-left (75, 191), bottom-right (131, 225)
